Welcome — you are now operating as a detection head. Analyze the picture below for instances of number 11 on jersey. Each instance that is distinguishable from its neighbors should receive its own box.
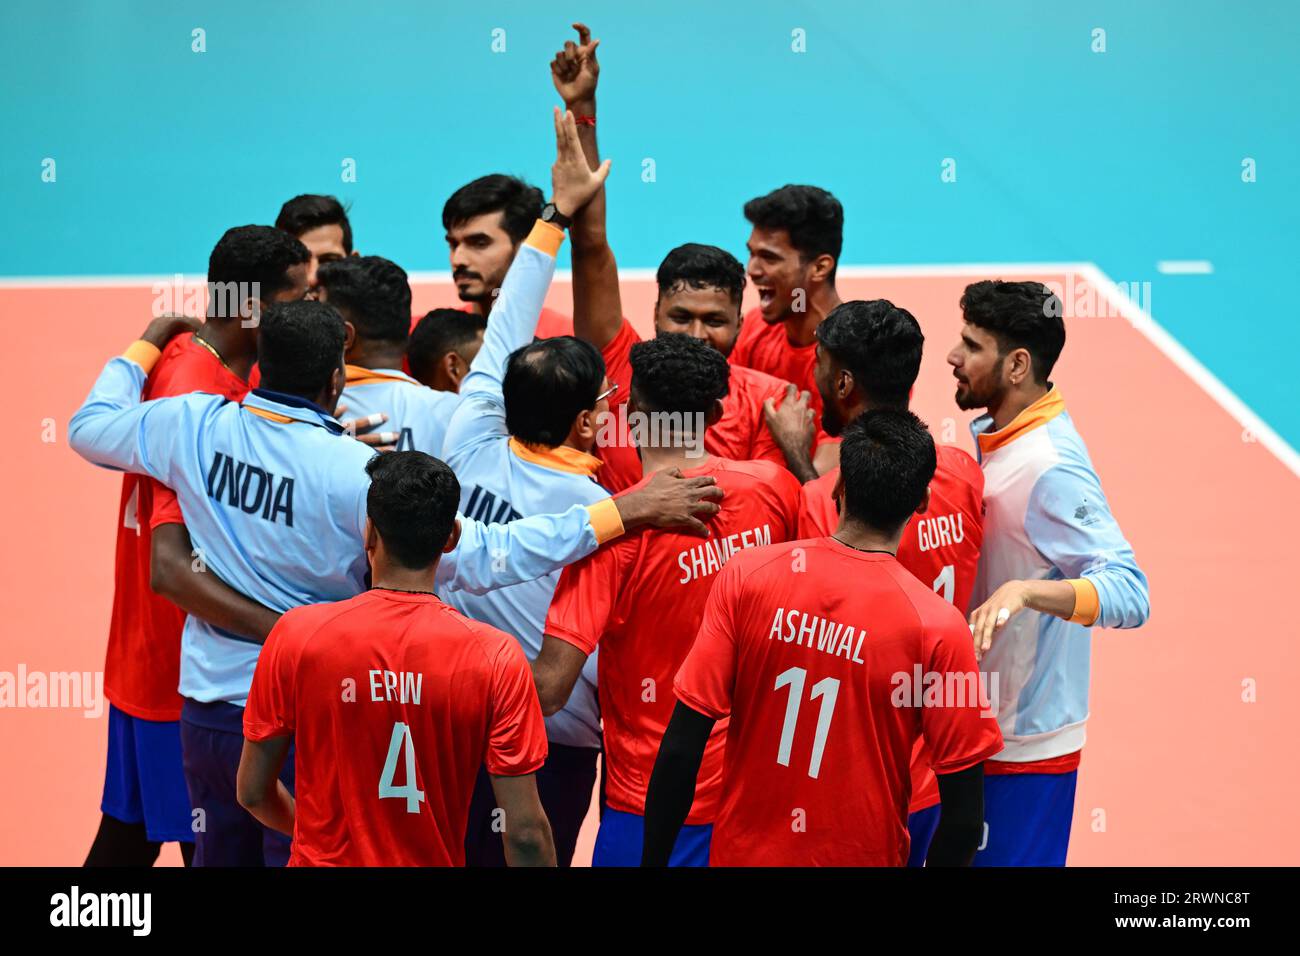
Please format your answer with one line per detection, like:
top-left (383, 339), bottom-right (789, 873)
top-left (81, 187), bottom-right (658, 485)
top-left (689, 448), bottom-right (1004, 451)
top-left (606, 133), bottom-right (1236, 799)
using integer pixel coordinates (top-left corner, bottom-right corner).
top-left (774, 666), bottom-right (840, 779)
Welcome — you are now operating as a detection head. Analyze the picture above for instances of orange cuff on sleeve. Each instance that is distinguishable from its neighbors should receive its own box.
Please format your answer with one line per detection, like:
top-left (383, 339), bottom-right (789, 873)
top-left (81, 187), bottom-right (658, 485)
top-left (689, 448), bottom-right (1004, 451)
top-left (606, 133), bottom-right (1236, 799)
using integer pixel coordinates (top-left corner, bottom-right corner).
top-left (122, 340), bottom-right (163, 374)
top-left (585, 498), bottom-right (625, 545)
top-left (525, 219), bottom-right (565, 257)
top-left (1067, 578), bottom-right (1100, 626)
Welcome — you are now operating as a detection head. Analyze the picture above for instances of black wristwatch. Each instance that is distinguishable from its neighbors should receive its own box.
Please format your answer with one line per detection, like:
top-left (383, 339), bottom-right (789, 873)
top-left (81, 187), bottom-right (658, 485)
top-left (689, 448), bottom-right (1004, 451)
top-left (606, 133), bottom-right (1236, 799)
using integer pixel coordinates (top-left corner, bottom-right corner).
top-left (540, 202), bottom-right (572, 230)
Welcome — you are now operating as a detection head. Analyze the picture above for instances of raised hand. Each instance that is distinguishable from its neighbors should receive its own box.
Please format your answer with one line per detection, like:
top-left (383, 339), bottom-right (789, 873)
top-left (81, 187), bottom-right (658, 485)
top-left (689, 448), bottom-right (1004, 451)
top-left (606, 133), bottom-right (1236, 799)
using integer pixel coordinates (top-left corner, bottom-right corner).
top-left (550, 106), bottom-right (611, 217)
top-left (550, 22), bottom-right (599, 108)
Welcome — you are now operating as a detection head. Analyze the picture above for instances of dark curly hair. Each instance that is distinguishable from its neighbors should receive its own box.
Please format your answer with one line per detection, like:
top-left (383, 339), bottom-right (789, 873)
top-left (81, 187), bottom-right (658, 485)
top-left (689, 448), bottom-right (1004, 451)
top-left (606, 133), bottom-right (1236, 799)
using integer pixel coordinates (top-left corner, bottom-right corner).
top-left (315, 256), bottom-right (412, 344)
top-left (839, 409), bottom-right (936, 535)
top-left (206, 225), bottom-right (309, 315)
top-left (365, 452), bottom-right (461, 569)
top-left (408, 309), bottom-right (486, 384)
top-left (656, 243), bottom-right (746, 306)
top-left (275, 194), bottom-right (353, 254)
top-left (629, 333), bottom-right (731, 417)
top-left (743, 184), bottom-right (844, 280)
top-left (960, 280), bottom-right (1065, 384)
top-left (442, 174), bottom-right (544, 245)
top-left (815, 299), bottom-right (924, 408)
top-left (256, 300), bottom-right (346, 399)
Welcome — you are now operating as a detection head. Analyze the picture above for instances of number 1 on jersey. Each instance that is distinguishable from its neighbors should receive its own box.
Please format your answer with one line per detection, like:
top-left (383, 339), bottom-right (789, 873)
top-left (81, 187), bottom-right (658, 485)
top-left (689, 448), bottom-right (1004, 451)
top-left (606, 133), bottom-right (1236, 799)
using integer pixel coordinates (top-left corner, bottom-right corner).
top-left (379, 721), bottom-right (425, 813)
top-left (774, 666), bottom-right (840, 779)
top-left (932, 564), bottom-right (955, 604)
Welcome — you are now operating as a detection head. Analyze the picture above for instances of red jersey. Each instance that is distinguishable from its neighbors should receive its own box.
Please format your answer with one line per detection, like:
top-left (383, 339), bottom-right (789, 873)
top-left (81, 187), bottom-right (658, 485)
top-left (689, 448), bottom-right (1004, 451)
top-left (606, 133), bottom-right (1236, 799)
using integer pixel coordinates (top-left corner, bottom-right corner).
top-left (244, 589), bottom-right (548, 867)
top-left (594, 320), bottom-right (793, 493)
top-left (106, 333), bottom-right (249, 721)
top-left (798, 443), bottom-right (985, 812)
top-left (531, 306), bottom-right (573, 339)
top-left (544, 458), bottom-right (800, 823)
top-left (798, 445), bottom-right (985, 610)
top-left (731, 307), bottom-right (820, 411)
top-left (674, 538), bottom-right (1003, 866)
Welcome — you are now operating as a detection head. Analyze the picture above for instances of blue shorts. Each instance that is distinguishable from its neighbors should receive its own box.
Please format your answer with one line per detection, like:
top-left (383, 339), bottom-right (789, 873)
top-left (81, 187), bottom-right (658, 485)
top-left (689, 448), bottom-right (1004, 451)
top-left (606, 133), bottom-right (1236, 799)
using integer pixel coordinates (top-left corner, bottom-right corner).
top-left (180, 698), bottom-right (295, 867)
top-left (101, 704), bottom-right (195, 844)
top-left (973, 771), bottom-right (1078, 867)
top-left (906, 803), bottom-right (942, 867)
top-left (593, 806), bottom-right (711, 867)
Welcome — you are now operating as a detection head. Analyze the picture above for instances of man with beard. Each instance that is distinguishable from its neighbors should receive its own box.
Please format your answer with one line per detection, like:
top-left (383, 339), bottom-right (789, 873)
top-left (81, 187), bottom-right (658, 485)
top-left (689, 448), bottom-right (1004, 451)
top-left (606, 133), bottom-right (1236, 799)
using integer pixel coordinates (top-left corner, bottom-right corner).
top-left (434, 175), bottom-right (573, 339)
top-left (949, 279), bottom-right (1150, 866)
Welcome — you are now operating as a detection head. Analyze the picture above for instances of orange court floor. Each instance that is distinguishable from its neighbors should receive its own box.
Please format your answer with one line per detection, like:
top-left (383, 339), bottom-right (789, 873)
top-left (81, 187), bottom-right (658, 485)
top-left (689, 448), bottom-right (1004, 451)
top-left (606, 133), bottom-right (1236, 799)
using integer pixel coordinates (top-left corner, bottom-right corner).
top-left (1, 266), bottom-right (1296, 866)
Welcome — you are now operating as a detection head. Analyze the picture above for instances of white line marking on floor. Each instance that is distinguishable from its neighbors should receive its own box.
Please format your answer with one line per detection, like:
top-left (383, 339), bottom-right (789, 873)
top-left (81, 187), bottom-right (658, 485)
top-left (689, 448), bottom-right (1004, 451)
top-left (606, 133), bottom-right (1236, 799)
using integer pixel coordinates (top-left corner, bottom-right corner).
top-left (1156, 260), bottom-right (1214, 275)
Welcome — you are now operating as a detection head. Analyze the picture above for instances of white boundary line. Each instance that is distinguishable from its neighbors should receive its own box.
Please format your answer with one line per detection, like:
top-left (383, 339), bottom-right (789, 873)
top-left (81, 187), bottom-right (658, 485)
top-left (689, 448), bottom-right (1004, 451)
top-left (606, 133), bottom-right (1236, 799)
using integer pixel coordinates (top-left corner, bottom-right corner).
top-left (0, 263), bottom-right (1096, 288)
top-left (1080, 263), bottom-right (1299, 479)
top-left (3, 263), bottom-right (1295, 478)
top-left (1156, 260), bottom-right (1214, 275)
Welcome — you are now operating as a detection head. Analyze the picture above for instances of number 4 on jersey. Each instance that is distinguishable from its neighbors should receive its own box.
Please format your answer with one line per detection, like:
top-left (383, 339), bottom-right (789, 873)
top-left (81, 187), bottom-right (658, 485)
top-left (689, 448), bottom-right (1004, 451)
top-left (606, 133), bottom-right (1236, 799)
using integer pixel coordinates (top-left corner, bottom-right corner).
top-left (379, 721), bottom-right (425, 813)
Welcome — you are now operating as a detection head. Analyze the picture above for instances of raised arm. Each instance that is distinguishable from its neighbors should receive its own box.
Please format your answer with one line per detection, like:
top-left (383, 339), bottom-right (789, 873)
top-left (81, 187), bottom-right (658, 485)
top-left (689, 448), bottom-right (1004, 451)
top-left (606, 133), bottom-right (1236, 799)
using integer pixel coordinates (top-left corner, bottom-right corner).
top-left (552, 23), bottom-right (624, 350)
top-left (458, 220), bottom-right (563, 407)
top-left (466, 104), bottom-right (612, 397)
top-left (444, 107), bottom-right (613, 455)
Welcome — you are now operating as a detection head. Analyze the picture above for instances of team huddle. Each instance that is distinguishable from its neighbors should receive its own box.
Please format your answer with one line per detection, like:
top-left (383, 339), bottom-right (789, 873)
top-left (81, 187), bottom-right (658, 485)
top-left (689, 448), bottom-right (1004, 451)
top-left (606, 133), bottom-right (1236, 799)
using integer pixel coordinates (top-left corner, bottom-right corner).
top-left (70, 24), bottom-right (1150, 869)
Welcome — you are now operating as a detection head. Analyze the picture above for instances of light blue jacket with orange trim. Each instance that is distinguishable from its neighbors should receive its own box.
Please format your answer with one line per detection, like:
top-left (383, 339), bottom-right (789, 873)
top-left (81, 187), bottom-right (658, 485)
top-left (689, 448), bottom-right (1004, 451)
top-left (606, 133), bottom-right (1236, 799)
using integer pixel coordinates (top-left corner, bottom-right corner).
top-left (339, 364), bottom-right (461, 456)
top-left (971, 387), bottom-right (1150, 763)
top-left (442, 220), bottom-right (605, 750)
top-left (68, 346), bottom-right (623, 707)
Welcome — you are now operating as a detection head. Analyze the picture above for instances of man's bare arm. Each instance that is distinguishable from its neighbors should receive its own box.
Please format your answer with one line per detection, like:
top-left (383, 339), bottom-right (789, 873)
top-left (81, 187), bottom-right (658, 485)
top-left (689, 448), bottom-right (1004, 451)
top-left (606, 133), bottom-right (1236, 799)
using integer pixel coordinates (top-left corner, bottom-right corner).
top-left (530, 636), bottom-right (589, 716)
top-left (236, 736), bottom-right (295, 835)
top-left (151, 523), bottom-right (282, 643)
top-left (552, 22), bottom-right (624, 349)
top-left (489, 773), bottom-right (556, 866)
